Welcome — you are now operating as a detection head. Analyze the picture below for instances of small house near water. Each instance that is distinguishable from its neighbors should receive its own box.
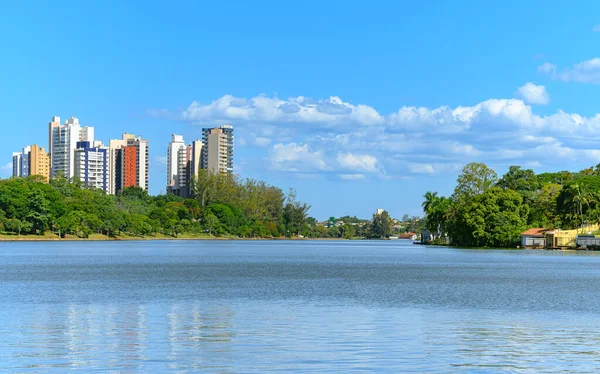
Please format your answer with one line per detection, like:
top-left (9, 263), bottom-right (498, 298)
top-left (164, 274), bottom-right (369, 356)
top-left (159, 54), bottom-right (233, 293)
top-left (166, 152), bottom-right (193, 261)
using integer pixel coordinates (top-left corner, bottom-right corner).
top-left (576, 235), bottom-right (600, 249)
top-left (398, 232), bottom-right (417, 240)
top-left (521, 228), bottom-right (547, 249)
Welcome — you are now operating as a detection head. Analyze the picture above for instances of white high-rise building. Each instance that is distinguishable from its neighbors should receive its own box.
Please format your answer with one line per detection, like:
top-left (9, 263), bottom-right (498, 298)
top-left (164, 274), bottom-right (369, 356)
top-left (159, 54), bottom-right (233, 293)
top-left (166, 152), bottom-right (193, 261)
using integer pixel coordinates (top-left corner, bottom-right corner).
top-left (167, 134), bottom-right (186, 195)
top-left (74, 141), bottom-right (108, 191)
top-left (177, 144), bottom-right (188, 192)
top-left (49, 116), bottom-right (95, 179)
top-left (48, 116), bottom-right (61, 170)
top-left (12, 146), bottom-right (31, 178)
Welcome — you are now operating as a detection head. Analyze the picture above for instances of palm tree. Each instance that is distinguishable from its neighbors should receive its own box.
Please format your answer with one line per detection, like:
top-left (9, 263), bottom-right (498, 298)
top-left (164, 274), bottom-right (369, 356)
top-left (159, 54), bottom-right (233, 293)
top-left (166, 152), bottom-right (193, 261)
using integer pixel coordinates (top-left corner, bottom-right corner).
top-left (572, 183), bottom-right (590, 231)
top-left (422, 191), bottom-right (438, 214)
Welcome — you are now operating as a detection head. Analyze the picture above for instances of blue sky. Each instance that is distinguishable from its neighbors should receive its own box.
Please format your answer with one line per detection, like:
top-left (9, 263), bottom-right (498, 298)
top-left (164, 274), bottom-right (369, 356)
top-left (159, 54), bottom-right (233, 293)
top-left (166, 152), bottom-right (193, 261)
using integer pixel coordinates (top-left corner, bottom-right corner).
top-left (3, 1), bottom-right (600, 220)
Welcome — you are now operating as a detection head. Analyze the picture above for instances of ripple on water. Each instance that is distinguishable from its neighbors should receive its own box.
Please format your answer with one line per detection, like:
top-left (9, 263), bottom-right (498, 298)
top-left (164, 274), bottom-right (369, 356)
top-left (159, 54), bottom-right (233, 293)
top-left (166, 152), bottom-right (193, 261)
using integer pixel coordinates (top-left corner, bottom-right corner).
top-left (1, 240), bottom-right (600, 372)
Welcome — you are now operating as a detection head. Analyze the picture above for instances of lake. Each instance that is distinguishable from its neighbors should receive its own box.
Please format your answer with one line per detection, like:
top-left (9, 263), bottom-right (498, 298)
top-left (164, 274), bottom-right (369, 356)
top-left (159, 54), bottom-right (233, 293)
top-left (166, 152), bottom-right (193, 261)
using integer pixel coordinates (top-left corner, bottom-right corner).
top-left (1, 240), bottom-right (600, 372)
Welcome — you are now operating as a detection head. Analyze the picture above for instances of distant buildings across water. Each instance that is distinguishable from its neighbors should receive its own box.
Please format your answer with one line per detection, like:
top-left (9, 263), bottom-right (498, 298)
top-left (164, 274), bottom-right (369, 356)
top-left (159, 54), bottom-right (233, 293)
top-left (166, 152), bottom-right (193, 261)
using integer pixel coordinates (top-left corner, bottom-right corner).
top-left (10, 116), bottom-right (234, 195)
top-left (167, 125), bottom-right (234, 198)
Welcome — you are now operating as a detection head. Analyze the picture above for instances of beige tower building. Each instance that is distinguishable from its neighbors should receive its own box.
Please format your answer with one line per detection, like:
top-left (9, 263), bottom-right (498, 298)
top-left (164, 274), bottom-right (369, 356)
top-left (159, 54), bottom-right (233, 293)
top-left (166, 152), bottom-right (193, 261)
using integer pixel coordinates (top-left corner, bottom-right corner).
top-left (201, 125), bottom-right (233, 174)
top-left (29, 145), bottom-right (50, 181)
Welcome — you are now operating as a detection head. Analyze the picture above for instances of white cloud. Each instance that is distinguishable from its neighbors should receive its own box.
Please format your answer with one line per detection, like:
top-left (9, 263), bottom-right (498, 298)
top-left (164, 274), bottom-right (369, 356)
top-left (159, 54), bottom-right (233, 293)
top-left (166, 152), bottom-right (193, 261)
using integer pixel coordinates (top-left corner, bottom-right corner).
top-left (447, 142), bottom-right (480, 156)
top-left (387, 98), bottom-right (538, 133)
top-left (181, 94), bottom-right (384, 127)
top-left (409, 163), bottom-right (435, 174)
top-left (172, 94), bottom-right (600, 139)
top-left (539, 58), bottom-right (600, 84)
top-left (537, 62), bottom-right (557, 75)
top-left (338, 174), bottom-right (366, 181)
top-left (254, 137), bottom-right (271, 147)
top-left (585, 149), bottom-right (600, 161)
top-left (1, 162), bottom-right (11, 170)
top-left (516, 82), bottom-right (550, 105)
top-left (336, 152), bottom-right (378, 173)
top-left (407, 163), bottom-right (461, 175)
top-left (155, 92), bottom-right (600, 178)
top-left (593, 24), bottom-right (600, 32)
top-left (270, 143), bottom-right (328, 172)
top-left (522, 135), bottom-right (556, 143)
top-left (524, 161), bottom-right (542, 168)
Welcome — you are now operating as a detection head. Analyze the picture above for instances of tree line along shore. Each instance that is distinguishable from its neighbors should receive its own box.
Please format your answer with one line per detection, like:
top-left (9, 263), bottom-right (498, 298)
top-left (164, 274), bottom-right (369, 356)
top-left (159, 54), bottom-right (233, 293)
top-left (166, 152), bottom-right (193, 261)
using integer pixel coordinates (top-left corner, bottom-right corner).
top-left (0, 170), bottom-right (406, 241)
top-left (422, 162), bottom-right (600, 248)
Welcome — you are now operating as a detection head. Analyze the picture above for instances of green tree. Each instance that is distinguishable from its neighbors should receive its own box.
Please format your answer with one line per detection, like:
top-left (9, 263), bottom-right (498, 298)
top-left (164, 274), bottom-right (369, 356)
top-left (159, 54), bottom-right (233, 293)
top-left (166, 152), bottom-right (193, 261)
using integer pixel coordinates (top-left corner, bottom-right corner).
top-left (5, 218), bottom-right (30, 235)
top-left (570, 183), bottom-right (590, 229)
top-left (529, 183), bottom-right (562, 228)
top-left (0, 209), bottom-right (6, 232)
top-left (422, 191), bottom-right (438, 214)
top-left (341, 224), bottom-right (356, 239)
top-left (26, 189), bottom-right (50, 234)
top-left (371, 210), bottom-right (393, 239)
top-left (453, 162), bottom-right (498, 200)
top-left (206, 203), bottom-right (245, 235)
top-left (204, 213), bottom-right (220, 236)
top-left (537, 171), bottom-right (574, 186)
top-left (1, 171), bottom-right (306, 240)
top-left (497, 166), bottom-right (539, 205)
top-left (283, 189), bottom-right (311, 236)
top-left (447, 187), bottom-right (527, 247)
top-left (424, 195), bottom-right (451, 238)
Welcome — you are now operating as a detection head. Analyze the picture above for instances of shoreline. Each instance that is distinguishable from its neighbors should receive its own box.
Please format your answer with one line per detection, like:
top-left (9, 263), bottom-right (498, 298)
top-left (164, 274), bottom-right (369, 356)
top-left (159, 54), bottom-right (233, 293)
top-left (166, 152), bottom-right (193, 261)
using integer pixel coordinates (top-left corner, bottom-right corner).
top-left (0, 235), bottom-right (353, 242)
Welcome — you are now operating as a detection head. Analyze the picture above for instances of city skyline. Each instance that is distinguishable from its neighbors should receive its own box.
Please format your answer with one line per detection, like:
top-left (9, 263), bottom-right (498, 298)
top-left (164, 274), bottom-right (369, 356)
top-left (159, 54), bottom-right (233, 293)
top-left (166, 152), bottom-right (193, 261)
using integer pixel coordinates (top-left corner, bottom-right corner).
top-left (5, 1), bottom-right (600, 219)
top-left (14, 116), bottom-right (151, 194)
top-left (10, 116), bottom-right (233, 198)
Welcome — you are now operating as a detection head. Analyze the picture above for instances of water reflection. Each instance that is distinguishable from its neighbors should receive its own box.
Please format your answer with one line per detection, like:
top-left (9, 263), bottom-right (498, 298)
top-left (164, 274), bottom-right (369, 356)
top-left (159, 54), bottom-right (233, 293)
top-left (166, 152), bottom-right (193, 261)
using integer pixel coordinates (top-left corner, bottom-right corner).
top-left (1, 302), bottom-right (236, 372)
top-left (3, 302), bottom-right (600, 372)
top-left (3, 241), bottom-right (600, 372)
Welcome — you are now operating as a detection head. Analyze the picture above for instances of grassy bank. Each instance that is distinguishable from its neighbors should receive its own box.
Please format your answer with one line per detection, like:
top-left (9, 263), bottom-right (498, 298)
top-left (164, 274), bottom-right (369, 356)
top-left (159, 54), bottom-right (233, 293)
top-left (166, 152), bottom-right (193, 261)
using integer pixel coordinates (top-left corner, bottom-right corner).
top-left (0, 231), bottom-right (221, 242)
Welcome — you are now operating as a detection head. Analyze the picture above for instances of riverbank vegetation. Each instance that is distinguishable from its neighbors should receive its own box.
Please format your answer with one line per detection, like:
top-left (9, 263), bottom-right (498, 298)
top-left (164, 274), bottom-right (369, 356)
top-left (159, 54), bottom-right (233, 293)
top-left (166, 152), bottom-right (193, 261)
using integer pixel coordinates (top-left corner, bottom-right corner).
top-left (422, 162), bottom-right (600, 247)
top-left (0, 171), bottom-right (312, 239)
top-left (0, 171), bottom-right (412, 240)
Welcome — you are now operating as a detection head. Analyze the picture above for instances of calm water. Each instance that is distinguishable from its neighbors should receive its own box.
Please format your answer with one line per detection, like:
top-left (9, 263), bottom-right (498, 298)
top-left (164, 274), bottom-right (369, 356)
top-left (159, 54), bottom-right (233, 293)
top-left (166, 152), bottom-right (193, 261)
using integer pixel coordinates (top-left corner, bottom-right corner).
top-left (2, 240), bottom-right (600, 372)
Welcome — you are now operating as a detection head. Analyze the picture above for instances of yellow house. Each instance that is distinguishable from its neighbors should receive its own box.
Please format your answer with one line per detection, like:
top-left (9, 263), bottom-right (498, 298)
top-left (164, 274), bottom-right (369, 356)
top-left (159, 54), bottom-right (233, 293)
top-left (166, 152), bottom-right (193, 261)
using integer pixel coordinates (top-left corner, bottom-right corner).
top-left (545, 224), bottom-right (600, 249)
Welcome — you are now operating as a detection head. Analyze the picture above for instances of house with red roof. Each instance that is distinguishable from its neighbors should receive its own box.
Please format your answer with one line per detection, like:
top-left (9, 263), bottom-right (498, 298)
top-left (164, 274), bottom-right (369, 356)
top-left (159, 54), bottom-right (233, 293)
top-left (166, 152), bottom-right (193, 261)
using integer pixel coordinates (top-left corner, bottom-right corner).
top-left (398, 232), bottom-right (417, 240)
top-left (521, 228), bottom-right (547, 249)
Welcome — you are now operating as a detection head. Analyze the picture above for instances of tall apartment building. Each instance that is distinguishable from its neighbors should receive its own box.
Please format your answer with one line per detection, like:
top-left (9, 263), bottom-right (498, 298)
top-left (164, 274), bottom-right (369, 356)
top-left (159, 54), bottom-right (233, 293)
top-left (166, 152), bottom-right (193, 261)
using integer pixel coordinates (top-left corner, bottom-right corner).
top-left (201, 125), bottom-right (234, 175)
top-left (12, 145), bottom-right (50, 181)
top-left (108, 134), bottom-right (149, 195)
top-left (49, 116), bottom-right (94, 179)
top-left (48, 116), bottom-right (60, 169)
top-left (74, 141), bottom-right (108, 191)
top-left (12, 146), bottom-right (31, 178)
top-left (166, 135), bottom-right (203, 197)
top-left (167, 134), bottom-right (187, 195)
top-left (29, 145), bottom-right (50, 181)
top-left (108, 137), bottom-right (127, 195)
top-left (186, 139), bottom-right (202, 194)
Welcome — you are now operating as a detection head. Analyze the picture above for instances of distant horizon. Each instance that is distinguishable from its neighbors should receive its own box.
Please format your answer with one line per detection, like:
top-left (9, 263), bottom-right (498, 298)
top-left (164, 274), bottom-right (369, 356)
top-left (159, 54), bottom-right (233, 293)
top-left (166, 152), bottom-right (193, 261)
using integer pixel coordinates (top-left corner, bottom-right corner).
top-left (4, 1), bottom-right (600, 219)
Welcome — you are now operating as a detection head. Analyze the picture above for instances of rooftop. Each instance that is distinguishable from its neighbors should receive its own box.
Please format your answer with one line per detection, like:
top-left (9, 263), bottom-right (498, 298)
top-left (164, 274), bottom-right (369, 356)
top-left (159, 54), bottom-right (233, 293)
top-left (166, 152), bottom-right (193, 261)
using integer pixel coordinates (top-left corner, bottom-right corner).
top-left (521, 228), bottom-right (547, 237)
